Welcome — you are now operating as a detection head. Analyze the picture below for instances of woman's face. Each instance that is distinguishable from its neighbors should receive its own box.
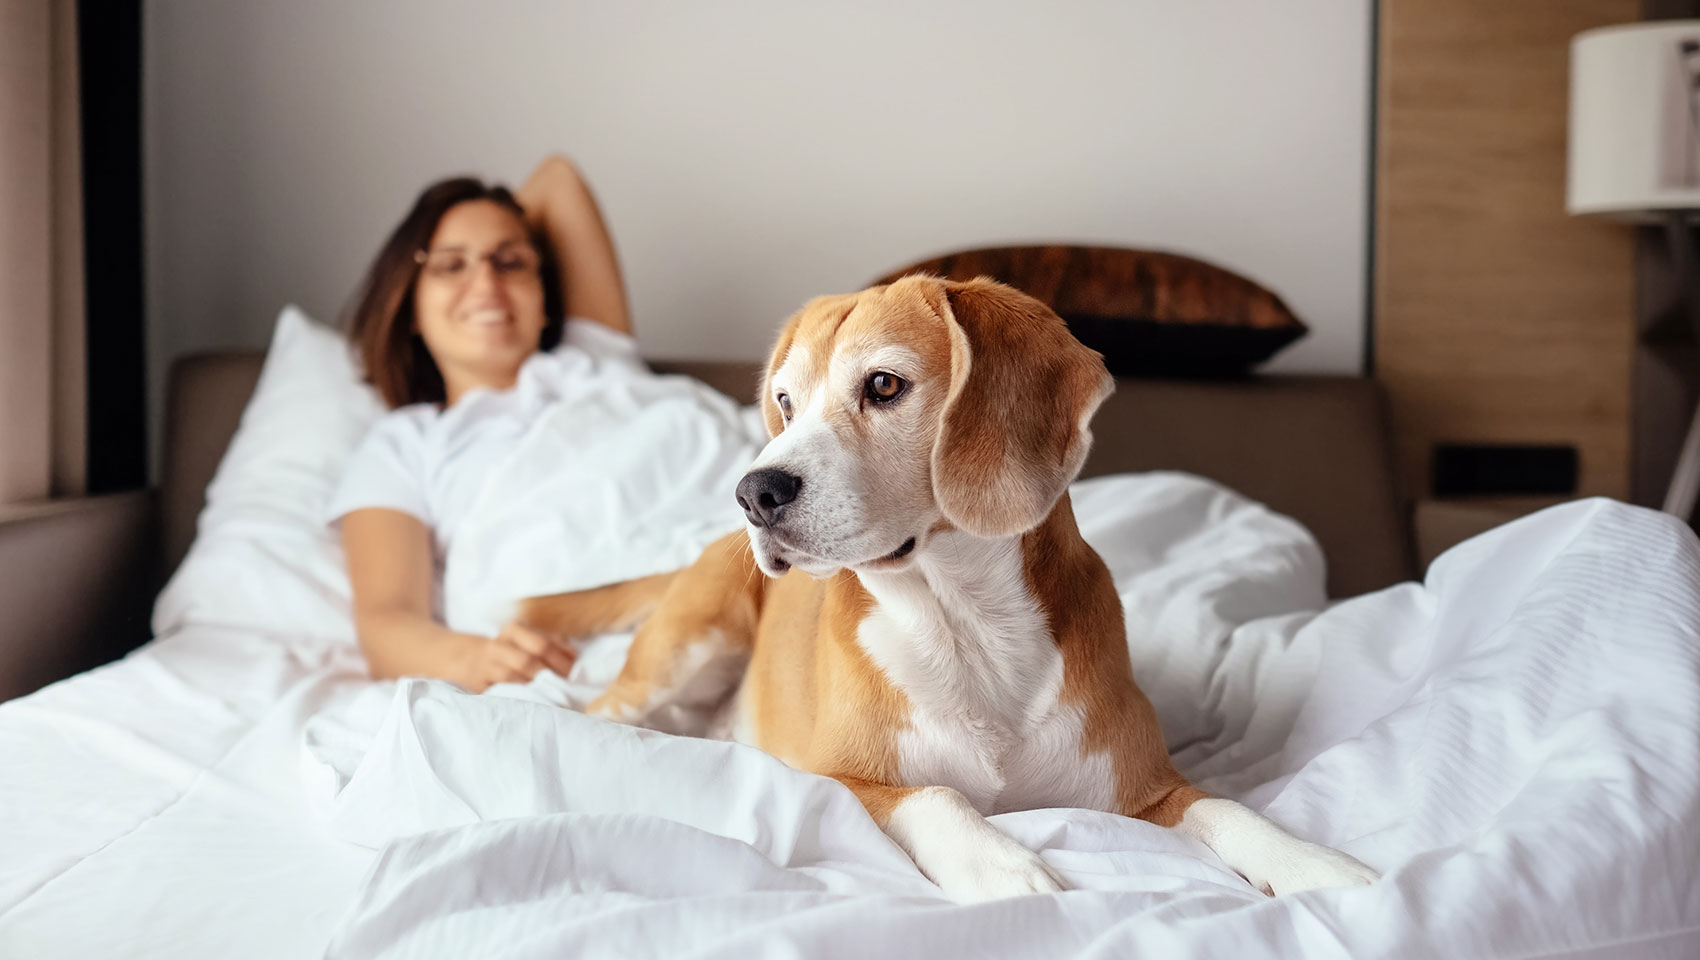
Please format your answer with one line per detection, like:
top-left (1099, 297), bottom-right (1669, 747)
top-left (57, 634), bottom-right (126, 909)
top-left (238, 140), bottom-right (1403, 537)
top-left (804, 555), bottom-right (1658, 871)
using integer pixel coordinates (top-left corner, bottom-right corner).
top-left (413, 199), bottom-right (547, 401)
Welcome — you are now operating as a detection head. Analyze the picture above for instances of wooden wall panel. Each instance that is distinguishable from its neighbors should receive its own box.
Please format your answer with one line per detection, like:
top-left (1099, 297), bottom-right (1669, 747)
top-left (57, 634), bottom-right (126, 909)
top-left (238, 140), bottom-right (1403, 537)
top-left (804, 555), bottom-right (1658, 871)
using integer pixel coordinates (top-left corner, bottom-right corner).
top-left (1375, 0), bottom-right (1640, 502)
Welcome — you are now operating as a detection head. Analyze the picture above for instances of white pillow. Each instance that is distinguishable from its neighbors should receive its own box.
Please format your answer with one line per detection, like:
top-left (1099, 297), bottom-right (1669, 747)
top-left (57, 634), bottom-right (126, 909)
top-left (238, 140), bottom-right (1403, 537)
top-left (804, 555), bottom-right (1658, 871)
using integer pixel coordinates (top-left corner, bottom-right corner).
top-left (152, 305), bottom-right (385, 642)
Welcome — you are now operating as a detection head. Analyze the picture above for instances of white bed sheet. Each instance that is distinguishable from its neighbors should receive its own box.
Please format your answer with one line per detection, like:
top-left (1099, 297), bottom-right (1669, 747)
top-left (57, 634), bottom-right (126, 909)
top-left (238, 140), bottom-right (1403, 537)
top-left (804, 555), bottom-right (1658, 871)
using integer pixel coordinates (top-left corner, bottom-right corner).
top-left (0, 627), bottom-right (378, 956)
top-left (307, 487), bottom-right (1700, 960)
top-left (1, 474), bottom-right (1696, 960)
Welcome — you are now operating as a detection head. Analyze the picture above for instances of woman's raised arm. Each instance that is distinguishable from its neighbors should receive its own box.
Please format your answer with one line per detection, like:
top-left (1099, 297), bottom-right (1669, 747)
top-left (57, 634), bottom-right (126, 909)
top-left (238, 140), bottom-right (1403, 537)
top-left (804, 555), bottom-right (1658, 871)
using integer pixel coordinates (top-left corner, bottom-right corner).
top-left (516, 154), bottom-right (633, 336)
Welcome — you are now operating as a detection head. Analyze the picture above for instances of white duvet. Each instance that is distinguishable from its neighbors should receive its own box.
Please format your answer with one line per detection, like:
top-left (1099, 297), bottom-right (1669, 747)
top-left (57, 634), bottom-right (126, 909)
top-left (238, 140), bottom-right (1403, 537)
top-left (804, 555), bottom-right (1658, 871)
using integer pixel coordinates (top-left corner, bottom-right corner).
top-left (4, 468), bottom-right (1699, 956)
top-left (304, 477), bottom-right (1699, 959)
top-left (434, 343), bottom-right (763, 637)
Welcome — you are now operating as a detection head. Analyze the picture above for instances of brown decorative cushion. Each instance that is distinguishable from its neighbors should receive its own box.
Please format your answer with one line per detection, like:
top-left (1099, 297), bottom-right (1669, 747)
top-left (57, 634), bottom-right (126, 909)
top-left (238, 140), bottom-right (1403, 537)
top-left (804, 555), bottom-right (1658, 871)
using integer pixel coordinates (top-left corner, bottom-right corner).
top-left (871, 245), bottom-right (1307, 377)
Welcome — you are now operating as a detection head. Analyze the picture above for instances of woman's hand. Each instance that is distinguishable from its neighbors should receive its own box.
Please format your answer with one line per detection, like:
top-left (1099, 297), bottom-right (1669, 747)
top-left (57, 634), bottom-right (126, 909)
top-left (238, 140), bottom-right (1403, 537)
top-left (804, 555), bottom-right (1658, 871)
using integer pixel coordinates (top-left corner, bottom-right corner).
top-left (461, 619), bottom-right (579, 692)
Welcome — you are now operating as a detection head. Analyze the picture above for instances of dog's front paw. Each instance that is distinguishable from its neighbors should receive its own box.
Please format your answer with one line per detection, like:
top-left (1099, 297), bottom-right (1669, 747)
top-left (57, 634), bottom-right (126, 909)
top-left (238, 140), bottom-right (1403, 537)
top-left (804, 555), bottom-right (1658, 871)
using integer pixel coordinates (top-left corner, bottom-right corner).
top-left (1245, 841), bottom-right (1378, 896)
top-left (931, 825), bottom-right (1060, 903)
top-left (884, 786), bottom-right (1068, 903)
top-left (925, 831), bottom-right (1067, 903)
top-left (1178, 799), bottom-right (1379, 897)
top-left (584, 693), bottom-right (642, 725)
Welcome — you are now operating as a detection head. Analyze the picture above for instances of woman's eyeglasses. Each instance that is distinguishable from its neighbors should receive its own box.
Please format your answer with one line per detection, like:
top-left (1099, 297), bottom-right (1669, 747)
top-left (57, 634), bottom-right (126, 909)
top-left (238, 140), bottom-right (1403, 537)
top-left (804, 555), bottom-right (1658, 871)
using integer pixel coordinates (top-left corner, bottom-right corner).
top-left (414, 244), bottom-right (541, 283)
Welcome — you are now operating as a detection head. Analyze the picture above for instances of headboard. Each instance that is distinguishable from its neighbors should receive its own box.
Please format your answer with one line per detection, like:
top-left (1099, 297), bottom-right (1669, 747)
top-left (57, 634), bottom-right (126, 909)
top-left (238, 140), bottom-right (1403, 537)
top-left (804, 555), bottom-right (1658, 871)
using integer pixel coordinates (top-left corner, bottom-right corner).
top-left (161, 353), bottom-right (1413, 599)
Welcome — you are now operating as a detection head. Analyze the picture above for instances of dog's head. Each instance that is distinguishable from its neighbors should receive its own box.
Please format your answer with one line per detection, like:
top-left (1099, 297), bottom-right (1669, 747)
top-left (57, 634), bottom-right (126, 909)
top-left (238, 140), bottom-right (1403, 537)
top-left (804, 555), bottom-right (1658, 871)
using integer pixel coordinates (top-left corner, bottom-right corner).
top-left (736, 275), bottom-right (1113, 578)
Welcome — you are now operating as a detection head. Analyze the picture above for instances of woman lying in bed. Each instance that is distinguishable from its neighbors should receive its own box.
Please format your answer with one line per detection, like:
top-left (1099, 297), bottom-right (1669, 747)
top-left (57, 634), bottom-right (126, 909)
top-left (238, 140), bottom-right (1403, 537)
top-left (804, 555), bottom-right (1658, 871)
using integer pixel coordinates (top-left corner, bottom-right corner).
top-left (331, 155), bottom-right (624, 692)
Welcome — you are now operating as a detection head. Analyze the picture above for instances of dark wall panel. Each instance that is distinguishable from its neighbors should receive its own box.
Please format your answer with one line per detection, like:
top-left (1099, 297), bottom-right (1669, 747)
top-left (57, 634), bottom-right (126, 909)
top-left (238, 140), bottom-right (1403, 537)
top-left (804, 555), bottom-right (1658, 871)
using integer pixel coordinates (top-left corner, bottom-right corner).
top-left (78, 1), bottom-right (147, 493)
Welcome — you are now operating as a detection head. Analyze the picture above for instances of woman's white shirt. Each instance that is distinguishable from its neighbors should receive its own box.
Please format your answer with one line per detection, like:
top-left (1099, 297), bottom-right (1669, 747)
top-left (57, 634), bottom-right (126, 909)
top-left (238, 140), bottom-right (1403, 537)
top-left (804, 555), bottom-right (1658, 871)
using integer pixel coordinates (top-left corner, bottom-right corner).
top-left (326, 319), bottom-right (761, 635)
top-left (326, 319), bottom-right (646, 561)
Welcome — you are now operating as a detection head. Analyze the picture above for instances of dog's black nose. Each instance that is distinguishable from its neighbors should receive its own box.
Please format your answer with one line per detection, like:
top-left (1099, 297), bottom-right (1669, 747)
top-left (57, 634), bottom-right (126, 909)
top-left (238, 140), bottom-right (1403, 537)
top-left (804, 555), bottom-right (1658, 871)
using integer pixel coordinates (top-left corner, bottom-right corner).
top-left (736, 468), bottom-right (802, 528)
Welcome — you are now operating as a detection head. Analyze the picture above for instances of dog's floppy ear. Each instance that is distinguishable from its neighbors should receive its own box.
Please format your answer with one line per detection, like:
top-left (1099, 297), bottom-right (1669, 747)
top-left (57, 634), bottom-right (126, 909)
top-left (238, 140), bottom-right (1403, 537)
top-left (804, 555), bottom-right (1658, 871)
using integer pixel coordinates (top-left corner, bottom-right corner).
top-left (927, 277), bottom-right (1114, 538)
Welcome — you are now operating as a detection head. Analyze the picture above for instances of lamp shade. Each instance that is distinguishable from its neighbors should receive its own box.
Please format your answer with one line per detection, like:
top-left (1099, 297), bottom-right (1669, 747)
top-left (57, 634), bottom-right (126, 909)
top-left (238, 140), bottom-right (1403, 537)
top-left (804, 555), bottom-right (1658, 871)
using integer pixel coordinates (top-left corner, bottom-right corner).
top-left (1568, 20), bottom-right (1700, 221)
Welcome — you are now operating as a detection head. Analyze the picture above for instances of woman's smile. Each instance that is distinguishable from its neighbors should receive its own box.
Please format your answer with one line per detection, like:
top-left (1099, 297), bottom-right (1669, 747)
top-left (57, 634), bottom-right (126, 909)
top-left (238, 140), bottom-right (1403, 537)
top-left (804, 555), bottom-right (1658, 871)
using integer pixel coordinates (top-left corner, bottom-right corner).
top-left (463, 306), bottom-right (514, 328)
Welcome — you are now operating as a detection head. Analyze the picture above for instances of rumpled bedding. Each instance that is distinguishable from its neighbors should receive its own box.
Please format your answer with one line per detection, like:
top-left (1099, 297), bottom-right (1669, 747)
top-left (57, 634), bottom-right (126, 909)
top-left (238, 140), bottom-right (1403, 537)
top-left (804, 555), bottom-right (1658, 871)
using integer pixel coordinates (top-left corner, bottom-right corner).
top-left (304, 480), bottom-right (1700, 959)
top-left (3, 464), bottom-right (1697, 957)
top-left (437, 352), bottom-right (764, 636)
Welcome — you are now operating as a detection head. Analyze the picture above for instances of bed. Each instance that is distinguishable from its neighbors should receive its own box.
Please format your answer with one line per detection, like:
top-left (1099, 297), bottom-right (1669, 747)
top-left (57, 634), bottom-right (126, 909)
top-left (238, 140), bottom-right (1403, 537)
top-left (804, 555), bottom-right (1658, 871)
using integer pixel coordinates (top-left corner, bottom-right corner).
top-left (2, 305), bottom-right (1698, 959)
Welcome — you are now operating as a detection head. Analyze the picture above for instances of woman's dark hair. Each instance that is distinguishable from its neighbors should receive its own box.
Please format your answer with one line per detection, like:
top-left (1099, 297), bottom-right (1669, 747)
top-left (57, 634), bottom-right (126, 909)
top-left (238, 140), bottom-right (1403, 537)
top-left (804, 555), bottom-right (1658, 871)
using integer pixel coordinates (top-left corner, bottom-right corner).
top-left (345, 177), bottom-right (565, 408)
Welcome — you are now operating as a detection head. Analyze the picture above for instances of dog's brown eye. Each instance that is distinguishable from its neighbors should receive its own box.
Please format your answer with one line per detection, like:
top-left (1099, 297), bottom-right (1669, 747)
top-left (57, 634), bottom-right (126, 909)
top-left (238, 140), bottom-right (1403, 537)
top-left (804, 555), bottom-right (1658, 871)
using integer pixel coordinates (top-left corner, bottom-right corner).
top-left (776, 393), bottom-right (793, 421)
top-left (865, 372), bottom-right (906, 403)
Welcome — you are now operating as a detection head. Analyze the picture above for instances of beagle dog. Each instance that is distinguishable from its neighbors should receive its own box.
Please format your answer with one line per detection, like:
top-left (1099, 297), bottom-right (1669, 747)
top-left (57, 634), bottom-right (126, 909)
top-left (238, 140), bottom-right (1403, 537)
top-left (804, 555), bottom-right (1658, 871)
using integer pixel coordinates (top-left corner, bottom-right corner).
top-left (521, 276), bottom-right (1378, 902)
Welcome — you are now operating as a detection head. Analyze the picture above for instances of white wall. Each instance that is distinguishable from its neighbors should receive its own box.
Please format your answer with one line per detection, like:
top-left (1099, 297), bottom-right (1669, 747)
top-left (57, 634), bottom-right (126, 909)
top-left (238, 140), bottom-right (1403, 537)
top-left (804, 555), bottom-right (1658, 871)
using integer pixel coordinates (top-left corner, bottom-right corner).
top-left (145, 0), bottom-right (1370, 471)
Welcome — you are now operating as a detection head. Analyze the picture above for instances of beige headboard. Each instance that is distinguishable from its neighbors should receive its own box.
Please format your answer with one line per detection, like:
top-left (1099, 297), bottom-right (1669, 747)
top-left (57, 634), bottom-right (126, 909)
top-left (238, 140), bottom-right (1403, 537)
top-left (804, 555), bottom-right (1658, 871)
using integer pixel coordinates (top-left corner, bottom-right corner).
top-left (161, 354), bottom-right (1412, 599)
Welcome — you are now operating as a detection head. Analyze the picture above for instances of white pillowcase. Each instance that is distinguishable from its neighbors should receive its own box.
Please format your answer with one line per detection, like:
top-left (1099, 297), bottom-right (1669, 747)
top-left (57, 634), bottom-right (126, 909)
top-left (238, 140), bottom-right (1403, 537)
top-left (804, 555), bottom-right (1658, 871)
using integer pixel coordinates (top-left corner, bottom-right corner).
top-left (152, 305), bottom-right (385, 642)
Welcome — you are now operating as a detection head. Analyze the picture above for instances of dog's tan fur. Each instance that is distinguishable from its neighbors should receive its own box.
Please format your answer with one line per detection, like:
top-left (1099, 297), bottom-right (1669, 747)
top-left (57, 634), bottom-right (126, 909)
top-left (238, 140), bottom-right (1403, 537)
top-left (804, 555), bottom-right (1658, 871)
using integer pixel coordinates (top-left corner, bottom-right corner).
top-left (521, 276), bottom-right (1375, 900)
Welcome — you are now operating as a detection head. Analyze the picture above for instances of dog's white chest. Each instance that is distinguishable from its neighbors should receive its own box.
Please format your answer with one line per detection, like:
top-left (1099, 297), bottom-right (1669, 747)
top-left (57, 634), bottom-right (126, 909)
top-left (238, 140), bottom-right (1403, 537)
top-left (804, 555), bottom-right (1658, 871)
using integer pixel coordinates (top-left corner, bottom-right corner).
top-left (889, 680), bottom-right (1116, 815)
top-left (856, 539), bottom-right (1116, 815)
